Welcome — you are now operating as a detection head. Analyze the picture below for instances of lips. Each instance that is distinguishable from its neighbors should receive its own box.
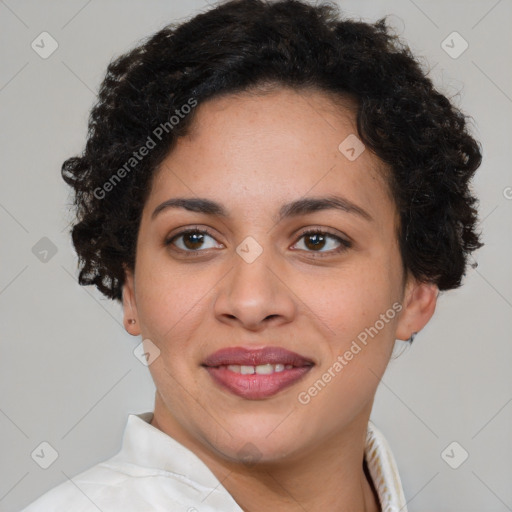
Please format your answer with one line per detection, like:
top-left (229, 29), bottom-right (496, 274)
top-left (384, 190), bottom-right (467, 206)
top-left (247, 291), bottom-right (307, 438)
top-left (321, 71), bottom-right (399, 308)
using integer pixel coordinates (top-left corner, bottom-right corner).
top-left (202, 346), bottom-right (314, 400)
top-left (203, 346), bottom-right (314, 368)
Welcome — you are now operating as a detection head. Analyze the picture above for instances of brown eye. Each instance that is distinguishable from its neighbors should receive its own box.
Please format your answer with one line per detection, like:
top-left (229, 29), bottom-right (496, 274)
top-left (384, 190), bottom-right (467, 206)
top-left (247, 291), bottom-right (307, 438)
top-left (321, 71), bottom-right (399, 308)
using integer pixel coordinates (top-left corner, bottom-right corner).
top-left (181, 232), bottom-right (207, 250)
top-left (292, 230), bottom-right (351, 256)
top-left (166, 229), bottom-right (222, 252)
top-left (303, 232), bottom-right (327, 251)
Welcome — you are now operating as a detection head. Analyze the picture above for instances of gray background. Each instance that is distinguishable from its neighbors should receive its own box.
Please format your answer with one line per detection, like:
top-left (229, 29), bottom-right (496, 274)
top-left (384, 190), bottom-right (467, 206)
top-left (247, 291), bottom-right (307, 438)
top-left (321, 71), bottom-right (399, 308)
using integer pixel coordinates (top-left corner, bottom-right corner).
top-left (1, 0), bottom-right (511, 511)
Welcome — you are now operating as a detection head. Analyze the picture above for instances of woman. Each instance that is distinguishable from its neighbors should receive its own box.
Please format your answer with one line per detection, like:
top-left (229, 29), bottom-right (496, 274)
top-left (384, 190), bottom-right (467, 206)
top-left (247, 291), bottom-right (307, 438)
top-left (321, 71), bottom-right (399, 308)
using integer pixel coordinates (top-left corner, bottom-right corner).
top-left (22, 0), bottom-right (482, 510)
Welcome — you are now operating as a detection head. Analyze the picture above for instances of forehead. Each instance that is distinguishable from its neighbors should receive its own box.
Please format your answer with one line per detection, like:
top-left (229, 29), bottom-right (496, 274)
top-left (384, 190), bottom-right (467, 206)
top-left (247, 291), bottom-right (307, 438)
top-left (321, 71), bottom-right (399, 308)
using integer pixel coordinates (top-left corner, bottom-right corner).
top-left (146, 87), bottom-right (395, 224)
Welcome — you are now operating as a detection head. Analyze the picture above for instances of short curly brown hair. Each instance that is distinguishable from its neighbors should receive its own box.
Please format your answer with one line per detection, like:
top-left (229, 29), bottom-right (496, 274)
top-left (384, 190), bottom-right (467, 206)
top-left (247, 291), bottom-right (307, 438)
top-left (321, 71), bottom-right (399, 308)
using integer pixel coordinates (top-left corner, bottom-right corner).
top-left (62, 0), bottom-right (483, 302)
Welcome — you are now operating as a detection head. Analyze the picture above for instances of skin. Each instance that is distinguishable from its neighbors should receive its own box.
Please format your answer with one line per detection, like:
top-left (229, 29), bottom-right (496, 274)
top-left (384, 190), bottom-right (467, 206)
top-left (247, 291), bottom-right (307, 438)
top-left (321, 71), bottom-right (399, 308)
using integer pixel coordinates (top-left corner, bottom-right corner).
top-left (122, 87), bottom-right (438, 512)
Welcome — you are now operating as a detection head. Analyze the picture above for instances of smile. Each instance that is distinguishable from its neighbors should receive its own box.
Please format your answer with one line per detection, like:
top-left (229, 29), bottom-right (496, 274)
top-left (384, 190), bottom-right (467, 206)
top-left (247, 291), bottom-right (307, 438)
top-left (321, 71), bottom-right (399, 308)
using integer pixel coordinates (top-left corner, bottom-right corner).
top-left (222, 363), bottom-right (291, 374)
top-left (203, 346), bottom-right (314, 399)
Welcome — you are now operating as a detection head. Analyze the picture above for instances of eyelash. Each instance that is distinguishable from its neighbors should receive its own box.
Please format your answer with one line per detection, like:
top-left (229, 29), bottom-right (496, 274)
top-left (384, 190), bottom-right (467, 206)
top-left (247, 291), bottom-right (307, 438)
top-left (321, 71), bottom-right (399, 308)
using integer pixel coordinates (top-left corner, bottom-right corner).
top-left (165, 227), bottom-right (352, 257)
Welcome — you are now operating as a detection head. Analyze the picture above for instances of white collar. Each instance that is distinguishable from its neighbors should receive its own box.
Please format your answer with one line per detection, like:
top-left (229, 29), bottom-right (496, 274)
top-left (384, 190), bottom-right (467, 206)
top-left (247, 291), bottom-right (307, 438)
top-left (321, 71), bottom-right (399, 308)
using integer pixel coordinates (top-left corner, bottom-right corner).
top-left (109, 412), bottom-right (407, 511)
top-left (366, 420), bottom-right (408, 511)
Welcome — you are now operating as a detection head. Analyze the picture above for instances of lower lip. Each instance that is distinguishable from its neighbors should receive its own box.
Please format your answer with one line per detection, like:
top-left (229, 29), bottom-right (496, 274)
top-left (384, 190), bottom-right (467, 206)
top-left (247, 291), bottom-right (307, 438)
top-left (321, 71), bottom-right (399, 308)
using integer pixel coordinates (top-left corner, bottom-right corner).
top-left (204, 366), bottom-right (313, 400)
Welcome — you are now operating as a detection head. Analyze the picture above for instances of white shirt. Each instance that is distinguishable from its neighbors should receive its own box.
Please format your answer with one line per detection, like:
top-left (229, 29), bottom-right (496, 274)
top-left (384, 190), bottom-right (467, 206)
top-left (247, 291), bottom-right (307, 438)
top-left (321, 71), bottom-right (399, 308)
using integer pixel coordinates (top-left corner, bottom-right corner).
top-left (22, 412), bottom-right (408, 512)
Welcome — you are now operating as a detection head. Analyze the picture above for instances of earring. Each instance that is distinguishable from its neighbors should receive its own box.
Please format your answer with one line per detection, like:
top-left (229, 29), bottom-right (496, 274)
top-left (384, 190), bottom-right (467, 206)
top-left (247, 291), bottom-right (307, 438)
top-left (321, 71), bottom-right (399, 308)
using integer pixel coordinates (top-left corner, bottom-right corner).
top-left (408, 331), bottom-right (418, 344)
top-left (128, 319), bottom-right (136, 325)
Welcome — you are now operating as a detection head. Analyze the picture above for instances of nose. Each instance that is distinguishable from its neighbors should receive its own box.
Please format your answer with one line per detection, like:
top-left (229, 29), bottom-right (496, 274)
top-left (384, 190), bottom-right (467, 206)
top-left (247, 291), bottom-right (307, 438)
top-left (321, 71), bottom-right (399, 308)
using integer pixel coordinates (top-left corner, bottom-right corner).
top-left (213, 248), bottom-right (297, 332)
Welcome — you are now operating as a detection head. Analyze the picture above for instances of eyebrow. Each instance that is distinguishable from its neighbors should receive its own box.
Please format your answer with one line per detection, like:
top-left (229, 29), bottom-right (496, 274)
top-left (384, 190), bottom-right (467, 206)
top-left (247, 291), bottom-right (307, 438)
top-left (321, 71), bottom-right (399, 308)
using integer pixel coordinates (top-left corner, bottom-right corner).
top-left (151, 195), bottom-right (373, 223)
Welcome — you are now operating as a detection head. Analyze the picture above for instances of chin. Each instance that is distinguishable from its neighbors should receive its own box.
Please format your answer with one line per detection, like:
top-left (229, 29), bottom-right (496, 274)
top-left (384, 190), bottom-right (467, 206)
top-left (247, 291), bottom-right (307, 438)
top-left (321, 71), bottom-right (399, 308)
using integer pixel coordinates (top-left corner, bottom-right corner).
top-left (201, 420), bottom-right (315, 466)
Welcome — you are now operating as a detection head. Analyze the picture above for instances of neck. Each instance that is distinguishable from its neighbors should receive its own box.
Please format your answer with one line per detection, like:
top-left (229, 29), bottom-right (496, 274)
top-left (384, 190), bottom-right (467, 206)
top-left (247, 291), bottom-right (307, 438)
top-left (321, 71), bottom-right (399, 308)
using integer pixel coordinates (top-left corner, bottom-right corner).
top-left (151, 393), bottom-right (381, 512)
top-left (218, 431), bottom-right (381, 512)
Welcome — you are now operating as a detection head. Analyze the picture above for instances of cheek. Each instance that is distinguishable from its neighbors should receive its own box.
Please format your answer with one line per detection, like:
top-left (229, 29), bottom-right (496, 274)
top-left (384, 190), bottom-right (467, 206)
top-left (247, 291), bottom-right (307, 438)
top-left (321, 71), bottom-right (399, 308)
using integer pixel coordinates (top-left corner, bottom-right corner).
top-left (307, 263), bottom-right (398, 333)
top-left (134, 260), bottom-right (214, 353)
top-left (299, 291), bottom-right (399, 422)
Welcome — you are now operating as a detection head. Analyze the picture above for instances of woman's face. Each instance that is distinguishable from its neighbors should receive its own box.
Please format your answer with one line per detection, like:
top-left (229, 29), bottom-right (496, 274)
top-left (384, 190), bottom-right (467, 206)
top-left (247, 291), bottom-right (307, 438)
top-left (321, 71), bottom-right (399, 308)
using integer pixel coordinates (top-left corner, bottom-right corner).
top-left (123, 87), bottom-right (437, 464)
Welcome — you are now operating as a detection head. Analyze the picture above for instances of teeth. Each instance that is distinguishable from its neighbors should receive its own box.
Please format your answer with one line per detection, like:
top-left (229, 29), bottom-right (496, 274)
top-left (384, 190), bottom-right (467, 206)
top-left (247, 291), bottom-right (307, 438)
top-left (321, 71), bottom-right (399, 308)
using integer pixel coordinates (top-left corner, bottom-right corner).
top-left (223, 363), bottom-right (294, 374)
top-left (255, 364), bottom-right (274, 375)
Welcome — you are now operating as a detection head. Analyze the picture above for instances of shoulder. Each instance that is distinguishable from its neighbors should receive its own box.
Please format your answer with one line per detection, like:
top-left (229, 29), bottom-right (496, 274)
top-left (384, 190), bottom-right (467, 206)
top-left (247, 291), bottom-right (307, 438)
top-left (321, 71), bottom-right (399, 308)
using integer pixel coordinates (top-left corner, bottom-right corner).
top-left (21, 412), bottom-right (243, 511)
top-left (20, 459), bottom-right (191, 512)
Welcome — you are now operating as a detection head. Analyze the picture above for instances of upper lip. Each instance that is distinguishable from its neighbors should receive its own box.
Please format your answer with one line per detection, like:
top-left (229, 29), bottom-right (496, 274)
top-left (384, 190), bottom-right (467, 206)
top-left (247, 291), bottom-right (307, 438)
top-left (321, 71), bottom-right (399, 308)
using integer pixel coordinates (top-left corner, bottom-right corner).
top-left (203, 346), bottom-right (314, 367)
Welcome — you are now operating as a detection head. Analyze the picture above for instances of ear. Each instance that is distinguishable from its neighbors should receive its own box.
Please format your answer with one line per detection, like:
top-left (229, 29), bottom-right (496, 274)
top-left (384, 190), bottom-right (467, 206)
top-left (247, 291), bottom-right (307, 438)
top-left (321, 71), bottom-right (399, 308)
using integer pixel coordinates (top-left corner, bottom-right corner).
top-left (122, 265), bottom-right (141, 336)
top-left (395, 277), bottom-right (439, 341)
